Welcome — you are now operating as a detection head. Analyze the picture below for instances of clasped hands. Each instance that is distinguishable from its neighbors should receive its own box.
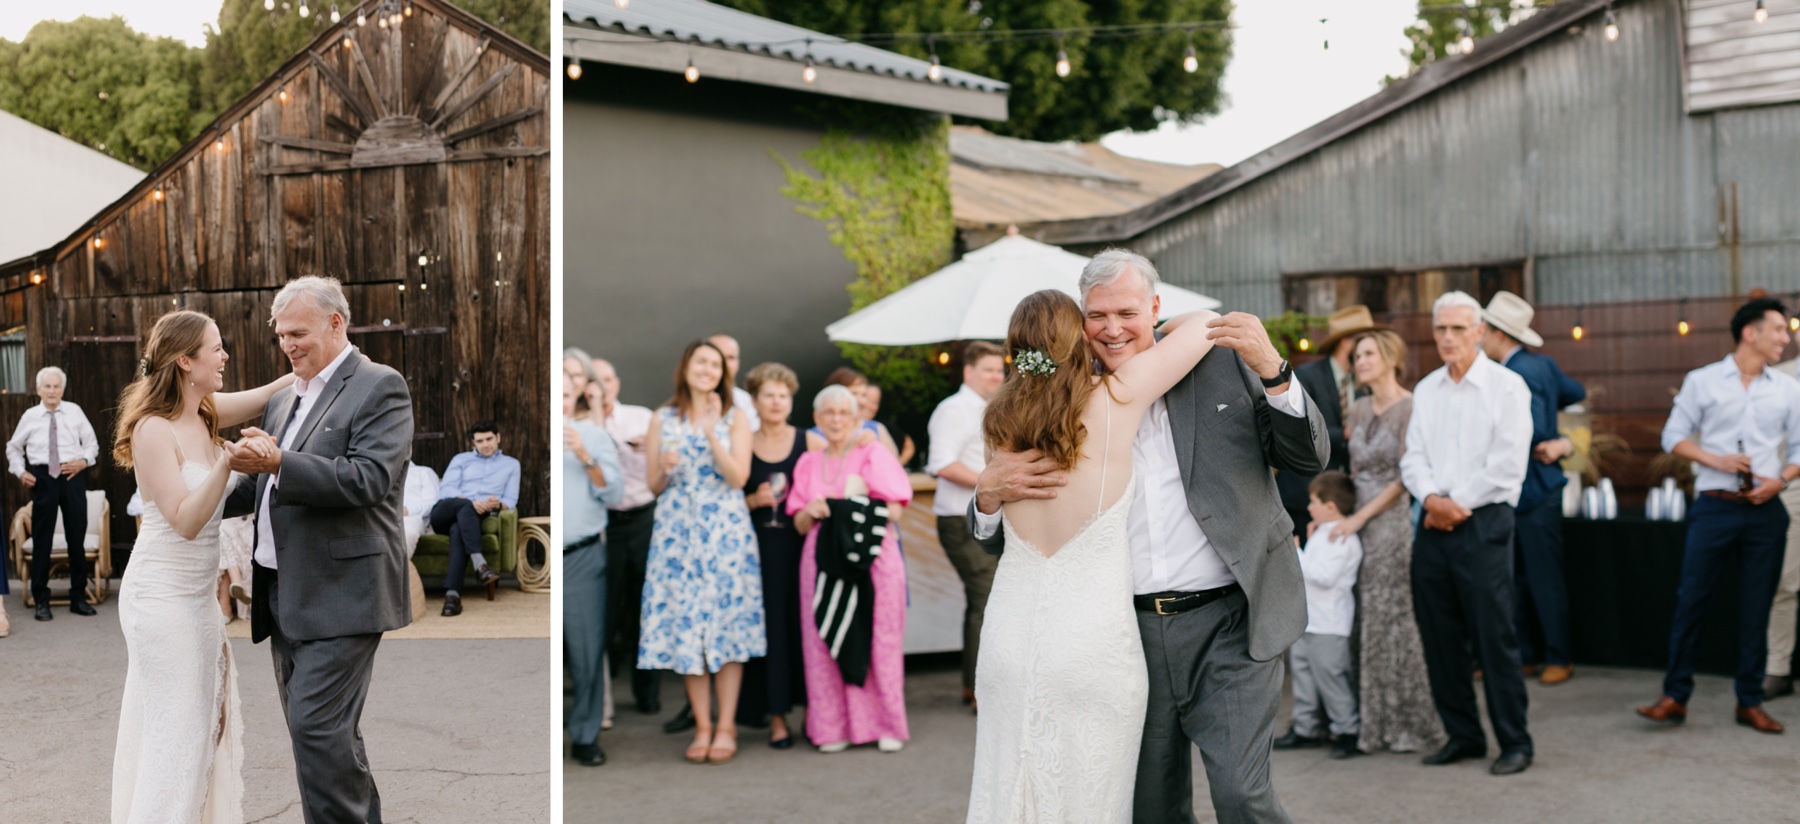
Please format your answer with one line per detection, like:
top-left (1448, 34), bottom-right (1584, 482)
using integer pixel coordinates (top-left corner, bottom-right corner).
top-left (223, 427), bottom-right (282, 474)
top-left (1422, 494), bottom-right (1473, 532)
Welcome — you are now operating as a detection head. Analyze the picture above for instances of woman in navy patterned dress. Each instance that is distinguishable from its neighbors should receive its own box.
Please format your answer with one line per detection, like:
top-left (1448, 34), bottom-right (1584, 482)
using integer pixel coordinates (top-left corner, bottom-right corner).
top-left (639, 339), bottom-right (765, 765)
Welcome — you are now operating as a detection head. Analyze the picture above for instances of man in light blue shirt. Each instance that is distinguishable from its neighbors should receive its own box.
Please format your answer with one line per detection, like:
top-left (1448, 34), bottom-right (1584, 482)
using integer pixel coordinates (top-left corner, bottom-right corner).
top-left (432, 420), bottom-right (523, 616)
top-left (565, 378), bottom-right (624, 766)
top-left (1640, 297), bottom-right (1800, 734)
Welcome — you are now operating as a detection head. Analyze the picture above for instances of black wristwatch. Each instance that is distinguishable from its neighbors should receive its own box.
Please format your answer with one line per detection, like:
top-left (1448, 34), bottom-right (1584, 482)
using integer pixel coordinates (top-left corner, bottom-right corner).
top-left (1260, 359), bottom-right (1292, 389)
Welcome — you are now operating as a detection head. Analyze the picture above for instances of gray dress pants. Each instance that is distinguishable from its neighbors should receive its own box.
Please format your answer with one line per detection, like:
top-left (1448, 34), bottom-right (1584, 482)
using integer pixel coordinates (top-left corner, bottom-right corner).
top-left (267, 573), bottom-right (384, 824)
top-left (564, 539), bottom-right (608, 746)
top-left (1134, 589), bottom-right (1292, 824)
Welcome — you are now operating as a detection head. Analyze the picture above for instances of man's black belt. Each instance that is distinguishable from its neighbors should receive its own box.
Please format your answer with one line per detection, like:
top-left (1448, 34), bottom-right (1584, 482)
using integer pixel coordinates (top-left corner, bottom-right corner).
top-left (1134, 583), bottom-right (1241, 616)
top-left (564, 532), bottom-right (602, 554)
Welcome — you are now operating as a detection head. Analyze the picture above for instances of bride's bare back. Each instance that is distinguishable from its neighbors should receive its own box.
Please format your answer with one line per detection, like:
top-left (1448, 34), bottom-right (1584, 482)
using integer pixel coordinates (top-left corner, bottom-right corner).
top-left (1001, 310), bottom-right (1219, 556)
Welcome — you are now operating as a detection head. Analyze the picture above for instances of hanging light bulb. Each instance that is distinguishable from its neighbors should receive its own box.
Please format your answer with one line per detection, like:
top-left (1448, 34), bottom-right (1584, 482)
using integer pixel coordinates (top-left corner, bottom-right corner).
top-left (152, 188), bottom-right (164, 202)
top-left (279, 84), bottom-right (288, 102)
top-left (330, 3), bottom-right (341, 23)
top-left (1571, 323), bottom-right (1584, 341)
top-left (30, 271), bottom-right (42, 285)
top-left (1055, 48), bottom-right (1071, 77)
top-left (93, 236), bottom-right (106, 250)
top-left (566, 56), bottom-right (582, 80)
top-left (215, 136), bottom-right (225, 151)
top-left (1297, 337), bottom-right (1312, 352)
top-left (298, 1), bottom-right (310, 19)
top-left (937, 351), bottom-right (950, 366)
top-left (928, 53), bottom-right (941, 81)
top-left (1678, 298), bottom-right (1690, 335)
top-left (1755, 0), bottom-right (1769, 23)
top-left (1604, 9), bottom-right (1619, 40)
top-left (1678, 319), bottom-right (1691, 335)
top-left (378, 12), bottom-right (387, 28)
top-left (265, 0), bottom-right (275, 9)
top-left (685, 58), bottom-right (699, 83)
top-left (615, 0), bottom-right (629, 8)
top-left (803, 56), bottom-right (817, 83)
top-left (357, 7), bottom-right (366, 26)
top-left (1459, 32), bottom-right (1474, 53)
top-left (343, 34), bottom-right (353, 48)
top-left (403, 1), bottom-right (412, 16)
top-left (1788, 316), bottom-right (1797, 332)
top-left (1183, 43), bottom-right (1198, 73)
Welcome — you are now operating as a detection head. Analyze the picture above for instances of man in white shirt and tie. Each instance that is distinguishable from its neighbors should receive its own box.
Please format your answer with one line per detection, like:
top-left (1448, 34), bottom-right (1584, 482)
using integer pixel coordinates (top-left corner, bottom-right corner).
top-left (926, 340), bottom-right (1007, 709)
top-left (1400, 291), bottom-right (1535, 776)
top-left (8, 366), bottom-right (100, 621)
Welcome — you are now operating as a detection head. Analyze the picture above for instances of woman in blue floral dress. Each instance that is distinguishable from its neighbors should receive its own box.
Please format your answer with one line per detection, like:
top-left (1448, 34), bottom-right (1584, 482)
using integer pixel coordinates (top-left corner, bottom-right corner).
top-left (640, 339), bottom-right (765, 765)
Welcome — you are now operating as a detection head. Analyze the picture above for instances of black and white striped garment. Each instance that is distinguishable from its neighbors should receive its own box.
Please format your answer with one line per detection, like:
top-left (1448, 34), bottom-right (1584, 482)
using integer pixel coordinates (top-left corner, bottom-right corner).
top-left (812, 495), bottom-right (890, 687)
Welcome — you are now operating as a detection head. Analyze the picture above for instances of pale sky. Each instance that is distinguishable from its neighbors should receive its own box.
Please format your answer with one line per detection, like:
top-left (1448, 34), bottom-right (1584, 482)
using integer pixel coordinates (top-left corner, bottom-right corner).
top-left (1103, 0), bottom-right (1423, 168)
top-left (0, 0), bottom-right (224, 47)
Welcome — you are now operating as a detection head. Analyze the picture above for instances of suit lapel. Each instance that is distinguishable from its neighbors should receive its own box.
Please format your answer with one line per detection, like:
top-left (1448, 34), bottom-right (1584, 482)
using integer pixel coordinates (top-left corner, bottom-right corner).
top-left (288, 354), bottom-right (363, 451)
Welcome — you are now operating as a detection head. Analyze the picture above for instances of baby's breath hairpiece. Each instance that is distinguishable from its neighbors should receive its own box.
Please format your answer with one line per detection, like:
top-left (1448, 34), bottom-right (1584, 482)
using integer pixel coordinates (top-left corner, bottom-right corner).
top-left (137, 358), bottom-right (150, 378)
top-left (1013, 348), bottom-right (1057, 377)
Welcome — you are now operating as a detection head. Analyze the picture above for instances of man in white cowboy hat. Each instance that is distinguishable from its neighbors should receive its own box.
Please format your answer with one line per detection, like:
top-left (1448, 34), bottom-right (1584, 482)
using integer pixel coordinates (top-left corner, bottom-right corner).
top-left (1277, 305), bottom-right (1386, 539)
top-left (1480, 291), bottom-right (1586, 686)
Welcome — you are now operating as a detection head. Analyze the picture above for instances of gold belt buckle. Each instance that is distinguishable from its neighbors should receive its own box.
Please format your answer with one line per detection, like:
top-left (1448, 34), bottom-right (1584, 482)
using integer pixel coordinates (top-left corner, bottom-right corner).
top-left (1155, 596), bottom-right (1177, 616)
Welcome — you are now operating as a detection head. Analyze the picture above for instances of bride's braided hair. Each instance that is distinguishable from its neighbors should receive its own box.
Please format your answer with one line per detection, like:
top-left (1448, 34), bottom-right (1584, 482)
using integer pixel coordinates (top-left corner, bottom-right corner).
top-left (982, 290), bottom-right (1116, 470)
top-left (112, 310), bottom-right (222, 468)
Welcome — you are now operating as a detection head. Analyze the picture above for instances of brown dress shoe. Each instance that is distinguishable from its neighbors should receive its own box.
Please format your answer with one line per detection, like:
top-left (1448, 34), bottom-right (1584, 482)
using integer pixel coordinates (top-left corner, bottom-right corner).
top-left (1636, 696), bottom-right (1687, 724)
top-left (1521, 664), bottom-right (1541, 678)
top-left (1736, 705), bottom-right (1785, 734)
top-left (1539, 665), bottom-right (1573, 685)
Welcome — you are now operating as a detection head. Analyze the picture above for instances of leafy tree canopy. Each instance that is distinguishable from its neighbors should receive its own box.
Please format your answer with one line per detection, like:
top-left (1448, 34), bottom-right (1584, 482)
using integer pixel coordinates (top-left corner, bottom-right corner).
top-left (715, 0), bottom-right (1235, 143)
top-left (1392, 0), bottom-right (1554, 81)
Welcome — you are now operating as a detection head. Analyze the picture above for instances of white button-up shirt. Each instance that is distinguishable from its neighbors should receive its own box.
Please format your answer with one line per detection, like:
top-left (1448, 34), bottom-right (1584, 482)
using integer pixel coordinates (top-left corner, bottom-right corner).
top-left (926, 384), bottom-right (989, 517)
top-left (733, 386), bottom-right (760, 433)
top-left (1299, 521), bottom-right (1362, 636)
top-left (1400, 352), bottom-right (1533, 510)
top-left (599, 403), bottom-right (655, 510)
top-left (1661, 355), bottom-right (1800, 493)
top-left (6, 401), bottom-right (99, 477)
top-left (976, 383), bottom-right (1307, 595)
top-left (255, 344), bottom-right (359, 570)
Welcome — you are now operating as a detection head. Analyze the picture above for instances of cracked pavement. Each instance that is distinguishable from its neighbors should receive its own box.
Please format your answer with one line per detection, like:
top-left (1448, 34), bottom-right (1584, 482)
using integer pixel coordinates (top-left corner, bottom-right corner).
top-left (1, 598), bottom-right (550, 822)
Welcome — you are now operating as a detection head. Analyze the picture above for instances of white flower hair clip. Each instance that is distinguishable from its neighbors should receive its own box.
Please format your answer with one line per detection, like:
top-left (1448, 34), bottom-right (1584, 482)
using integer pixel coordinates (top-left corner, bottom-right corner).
top-left (1013, 348), bottom-right (1058, 377)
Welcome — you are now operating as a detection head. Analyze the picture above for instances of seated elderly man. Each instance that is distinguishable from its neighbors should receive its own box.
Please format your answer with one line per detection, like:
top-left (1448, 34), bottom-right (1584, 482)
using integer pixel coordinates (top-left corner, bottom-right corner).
top-left (432, 420), bottom-right (521, 616)
top-left (7, 366), bottom-right (100, 621)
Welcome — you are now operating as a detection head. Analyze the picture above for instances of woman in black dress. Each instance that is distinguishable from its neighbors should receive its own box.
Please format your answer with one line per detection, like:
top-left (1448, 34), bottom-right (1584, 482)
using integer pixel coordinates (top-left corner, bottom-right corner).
top-left (741, 362), bottom-right (808, 748)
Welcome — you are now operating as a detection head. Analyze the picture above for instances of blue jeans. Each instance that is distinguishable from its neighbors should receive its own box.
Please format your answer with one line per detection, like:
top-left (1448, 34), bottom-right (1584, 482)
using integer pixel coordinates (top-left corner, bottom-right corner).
top-left (1663, 494), bottom-right (1787, 706)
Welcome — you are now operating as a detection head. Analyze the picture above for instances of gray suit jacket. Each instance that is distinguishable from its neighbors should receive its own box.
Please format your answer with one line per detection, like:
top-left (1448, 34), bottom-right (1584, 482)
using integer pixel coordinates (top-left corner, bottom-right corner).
top-left (970, 347), bottom-right (1329, 661)
top-left (241, 352), bottom-right (415, 644)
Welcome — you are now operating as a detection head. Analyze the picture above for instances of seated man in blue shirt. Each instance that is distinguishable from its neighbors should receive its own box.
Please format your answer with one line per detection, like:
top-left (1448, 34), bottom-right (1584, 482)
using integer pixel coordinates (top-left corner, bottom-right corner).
top-left (433, 420), bottom-right (523, 616)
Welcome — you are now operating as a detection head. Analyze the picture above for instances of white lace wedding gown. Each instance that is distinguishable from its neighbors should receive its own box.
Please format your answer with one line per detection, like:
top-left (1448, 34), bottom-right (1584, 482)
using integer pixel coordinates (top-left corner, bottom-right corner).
top-left (967, 470), bottom-right (1149, 823)
top-left (112, 457), bottom-right (244, 824)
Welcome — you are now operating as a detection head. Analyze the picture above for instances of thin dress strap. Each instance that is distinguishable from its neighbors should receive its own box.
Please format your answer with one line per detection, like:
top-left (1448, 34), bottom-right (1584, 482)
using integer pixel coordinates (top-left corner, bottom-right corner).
top-left (171, 431), bottom-right (186, 465)
top-left (1097, 390), bottom-right (1110, 517)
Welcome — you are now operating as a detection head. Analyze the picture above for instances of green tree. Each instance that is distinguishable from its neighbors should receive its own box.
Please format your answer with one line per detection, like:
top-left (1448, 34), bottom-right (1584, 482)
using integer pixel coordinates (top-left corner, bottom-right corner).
top-left (1392, 0), bottom-right (1555, 80)
top-left (715, 0), bottom-right (1233, 143)
top-left (0, 16), bottom-right (208, 170)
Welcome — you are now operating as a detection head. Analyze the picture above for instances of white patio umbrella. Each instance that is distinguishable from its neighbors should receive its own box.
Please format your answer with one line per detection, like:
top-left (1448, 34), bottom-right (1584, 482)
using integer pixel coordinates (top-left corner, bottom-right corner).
top-left (825, 234), bottom-right (1221, 346)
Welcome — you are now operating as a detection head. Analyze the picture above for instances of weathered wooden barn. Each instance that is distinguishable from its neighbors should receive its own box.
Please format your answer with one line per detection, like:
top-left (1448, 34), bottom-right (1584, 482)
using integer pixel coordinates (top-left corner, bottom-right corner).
top-left (0, 0), bottom-right (551, 549)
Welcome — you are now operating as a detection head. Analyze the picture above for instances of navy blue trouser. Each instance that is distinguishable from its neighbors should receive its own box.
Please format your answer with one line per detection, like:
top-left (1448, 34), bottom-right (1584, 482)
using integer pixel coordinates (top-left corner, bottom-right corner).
top-left (430, 498), bottom-right (487, 592)
top-left (1663, 494), bottom-right (1787, 707)
top-left (28, 465), bottom-right (88, 605)
top-left (1513, 500), bottom-right (1571, 667)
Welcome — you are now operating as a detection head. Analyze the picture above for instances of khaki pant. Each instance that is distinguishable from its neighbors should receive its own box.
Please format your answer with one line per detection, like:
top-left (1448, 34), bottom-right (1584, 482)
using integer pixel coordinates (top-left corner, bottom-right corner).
top-left (1769, 487), bottom-right (1800, 677)
top-left (937, 514), bottom-right (997, 690)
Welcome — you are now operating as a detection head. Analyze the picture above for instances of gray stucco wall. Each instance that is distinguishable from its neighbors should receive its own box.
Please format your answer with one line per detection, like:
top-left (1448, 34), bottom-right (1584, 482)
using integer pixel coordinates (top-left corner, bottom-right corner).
top-left (1134, 0), bottom-right (1800, 315)
top-left (563, 66), bottom-right (860, 409)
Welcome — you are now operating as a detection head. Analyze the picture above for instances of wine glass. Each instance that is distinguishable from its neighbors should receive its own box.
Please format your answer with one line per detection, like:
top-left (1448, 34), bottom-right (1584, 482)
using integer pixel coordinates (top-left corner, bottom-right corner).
top-left (766, 472), bottom-right (789, 527)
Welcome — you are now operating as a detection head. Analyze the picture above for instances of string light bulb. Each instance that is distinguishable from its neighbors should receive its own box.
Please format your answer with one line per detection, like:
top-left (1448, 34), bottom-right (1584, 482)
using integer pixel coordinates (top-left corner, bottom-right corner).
top-left (343, 35), bottom-right (353, 49)
top-left (1678, 319), bottom-right (1690, 335)
top-left (566, 56), bottom-right (582, 80)
top-left (1183, 43), bottom-right (1198, 73)
top-left (1458, 33), bottom-right (1474, 53)
top-left (1572, 304), bottom-right (1585, 340)
top-left (937, 351), bottom-right (950, 366)
top-left (1788, 315), bottom-right (1797, 332)
top-left (685, 58), bottom-right (699, 83)
top-left (330, 3), bottom-right (341, 23)
top-left (378, 12), bottom-right (387, 28)
top-left (1604, 9), bottom-right (1619, 40)
top-left (404, 1), bottom-right (412, 16)
top-left (298, 1), bottom-right (310, 19)
top-left (357, 7), bottom-right (366, 26)
top-left (30, 271), bottom-right (42, 285)
top-left (265, 0), bottom-right (274, 9)
top-left (803, 55), bottom-right (817, 83)
top-left (152, 188), bottom-right (164, 202)
top-left (1297, 337), bottom-right (1312, 352)
top-left (1678, 298), bottom-right (1690, 336)
top-left (279, 84), bottom-right (288, 102)
top-left (928, 53), bottom-right (941, 81)
top-left (1755, 0), bottom-right (1768, 23)
top-left (615, 0), bottom-right (629, 7)
top-left (93, 237), bottom-right (106, 250)
top-left (215, 136), bottom-right (225, 151)
top-left (1055, 48), bottom-right (1071, 77)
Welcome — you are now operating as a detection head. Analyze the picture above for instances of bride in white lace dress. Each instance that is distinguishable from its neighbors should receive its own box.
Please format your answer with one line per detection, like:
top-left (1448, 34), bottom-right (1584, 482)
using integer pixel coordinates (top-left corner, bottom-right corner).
top-left (967, 291), bottom-right (1217, 823)
top-left (110, 310), bottom-right (292, 824)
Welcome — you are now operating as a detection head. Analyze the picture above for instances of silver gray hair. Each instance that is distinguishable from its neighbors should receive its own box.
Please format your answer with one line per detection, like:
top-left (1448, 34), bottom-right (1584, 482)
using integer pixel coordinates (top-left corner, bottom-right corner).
top-left (35, 366), bottom-right (66, 387)
top-left (563, 347), bottom-right (597, 384)
top-left (813, 383), bottom-right (858, 412)
top-left (1078, 248), bottom-right (1161, 304)
top-left (271, 275), bottom-right (352, 327)
top-left (1432, 290), bottom-right (1484, 324)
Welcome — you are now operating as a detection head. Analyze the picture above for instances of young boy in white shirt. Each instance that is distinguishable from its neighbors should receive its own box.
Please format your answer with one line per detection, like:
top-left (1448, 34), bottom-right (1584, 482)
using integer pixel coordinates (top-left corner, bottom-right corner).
top-left (1273, 471), bottom-right (1365, 759)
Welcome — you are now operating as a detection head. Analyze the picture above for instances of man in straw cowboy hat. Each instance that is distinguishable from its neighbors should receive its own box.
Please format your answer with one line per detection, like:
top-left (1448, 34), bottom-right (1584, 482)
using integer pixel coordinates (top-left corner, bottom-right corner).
top-left (1480, 291), bottom-right (1587, 687)
top-left (1277, 306), bottom-right (1386, 540)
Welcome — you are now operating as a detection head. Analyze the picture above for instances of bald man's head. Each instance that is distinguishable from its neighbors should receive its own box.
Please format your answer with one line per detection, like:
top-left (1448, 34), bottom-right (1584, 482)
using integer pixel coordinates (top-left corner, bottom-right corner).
top-left (707, 334), bottom-right (742, 386)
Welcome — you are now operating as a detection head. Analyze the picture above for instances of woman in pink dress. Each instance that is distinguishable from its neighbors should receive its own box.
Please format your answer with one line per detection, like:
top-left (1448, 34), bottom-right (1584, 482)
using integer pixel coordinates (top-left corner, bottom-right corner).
top-left (787, 384), bottom-right (914, 753)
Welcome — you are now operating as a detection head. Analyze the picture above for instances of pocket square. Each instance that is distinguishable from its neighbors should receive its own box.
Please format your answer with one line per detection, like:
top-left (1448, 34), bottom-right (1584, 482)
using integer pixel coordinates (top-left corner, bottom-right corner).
top-left (1216, 403), bottom-right (1229, 412)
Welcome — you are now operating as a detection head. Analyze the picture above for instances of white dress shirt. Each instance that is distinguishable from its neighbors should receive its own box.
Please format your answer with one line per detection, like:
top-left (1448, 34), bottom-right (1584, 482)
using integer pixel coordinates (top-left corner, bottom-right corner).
top-left (976, 381), bottom-right (1307, 595)
top-left (926, 384), bottom-right (989, 517)
top-left (1661, 355), bottom-right (1800, 493)
top-left (7, 401), bottom-right (100, 477)
top-left (733, 386), bottom-right (760, 433)
top-left (1298, 521), bottom-right (1362, 636)
top-left (599, 403), bottom-right (655, 510)
top-left (255, 344), bottom-right (359, 570)
top-left (1400, 352), bottom-right (1533, 510)
top-left (404, 463), bottom-right (440, 528)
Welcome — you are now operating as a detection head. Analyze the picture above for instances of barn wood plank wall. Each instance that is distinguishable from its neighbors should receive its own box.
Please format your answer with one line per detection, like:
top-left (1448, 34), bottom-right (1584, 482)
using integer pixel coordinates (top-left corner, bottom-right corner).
top-left (0, 0), bottom-right (549, 552)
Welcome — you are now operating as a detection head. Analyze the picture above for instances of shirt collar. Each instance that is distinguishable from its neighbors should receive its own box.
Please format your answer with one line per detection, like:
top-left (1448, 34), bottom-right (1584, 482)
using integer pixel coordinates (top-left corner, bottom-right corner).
top-left (1502, 345), bottom-right (1523, 366)
top-left (1716, 354), bottom-right (1775, 383)
top-left (467, 448), bottom-right (507, 461)
top-left (1450, 351), bottom-right (1495, 387)
top-left (957, 383), bottom-right (988, 406)
top-left (295, 344), bottom-right (358, 398)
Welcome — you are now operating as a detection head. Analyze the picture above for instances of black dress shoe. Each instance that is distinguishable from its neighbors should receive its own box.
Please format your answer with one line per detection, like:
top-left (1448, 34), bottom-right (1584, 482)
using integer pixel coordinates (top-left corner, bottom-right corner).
top-left (1272, 728), bottom-right (1325, 750)
top-left (1329, 734), bottom-right (1360, 759)
top-left (769, 734), bottom-right (795, 750)
top-left (34, 603), bottom-right (52, 622)
top-left (441, 592), bottom-right (463, 617)
top-left (1489, 750), bottom-right (1532, 775)
top-left (571, 742), bottom-right (606, 766)
top-left (1421, 741), bottom-right (1487, 766)
top-left (637, 695), bottom-right (662, 715)
top-left (662, 703), bottom-right (696, 734)
top-left (69, 601), bottom-right (96, 617)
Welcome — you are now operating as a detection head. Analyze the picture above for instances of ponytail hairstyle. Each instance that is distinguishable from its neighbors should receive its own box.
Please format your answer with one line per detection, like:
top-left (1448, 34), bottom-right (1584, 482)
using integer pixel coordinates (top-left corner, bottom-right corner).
top-left (982, 290), bottom-right (1112, 470)
top-left (113, 310), bottom-right (222, 468)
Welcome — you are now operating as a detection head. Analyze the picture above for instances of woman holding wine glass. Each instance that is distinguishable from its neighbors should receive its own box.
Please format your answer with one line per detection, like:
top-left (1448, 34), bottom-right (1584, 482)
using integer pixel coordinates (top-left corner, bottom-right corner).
top-left (741, 362), bottom-right (808, 749)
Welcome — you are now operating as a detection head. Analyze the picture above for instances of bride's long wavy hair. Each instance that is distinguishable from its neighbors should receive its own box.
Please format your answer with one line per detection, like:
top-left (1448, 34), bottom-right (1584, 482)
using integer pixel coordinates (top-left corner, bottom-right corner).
top-left (113, 310), bottom-right (222, 469)
top-left (982, 290), bottom-right (1115, 470)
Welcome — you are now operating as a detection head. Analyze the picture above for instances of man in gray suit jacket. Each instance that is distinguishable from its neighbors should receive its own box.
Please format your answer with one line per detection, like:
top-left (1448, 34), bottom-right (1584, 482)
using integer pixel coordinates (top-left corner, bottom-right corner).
top-left (971, 250), bottom-right (1327, 824)
top-left (230, 275), bottom-right (414, 824)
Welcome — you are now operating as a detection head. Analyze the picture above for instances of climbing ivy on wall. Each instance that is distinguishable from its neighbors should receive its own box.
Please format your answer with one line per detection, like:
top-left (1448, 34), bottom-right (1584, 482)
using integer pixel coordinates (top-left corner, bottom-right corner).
top-left (775, 109), bottom-right (958, 438)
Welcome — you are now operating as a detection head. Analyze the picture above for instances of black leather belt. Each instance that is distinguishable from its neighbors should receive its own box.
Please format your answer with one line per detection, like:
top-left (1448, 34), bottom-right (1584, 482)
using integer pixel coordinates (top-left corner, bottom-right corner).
top-left (1134, 584), bottom-right (1241, 616)
top-left (564, 532), bottom-right (602, 554)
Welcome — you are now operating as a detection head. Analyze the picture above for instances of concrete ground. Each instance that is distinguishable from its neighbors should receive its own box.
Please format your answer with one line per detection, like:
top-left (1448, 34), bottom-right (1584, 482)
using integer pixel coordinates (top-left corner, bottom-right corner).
top-left (570, 657), bottom-right (1800, 823)
top-left (1, 596), bottom-right (551, 823)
